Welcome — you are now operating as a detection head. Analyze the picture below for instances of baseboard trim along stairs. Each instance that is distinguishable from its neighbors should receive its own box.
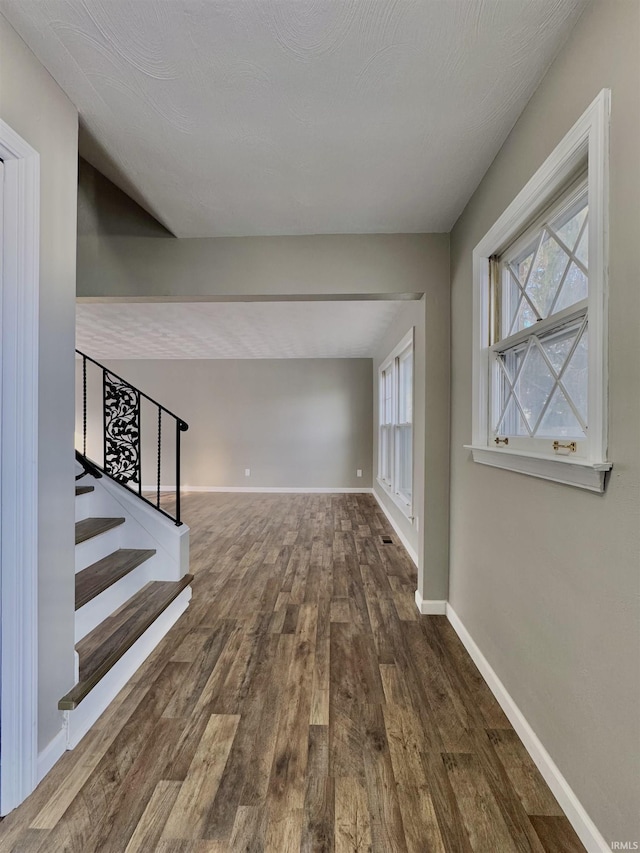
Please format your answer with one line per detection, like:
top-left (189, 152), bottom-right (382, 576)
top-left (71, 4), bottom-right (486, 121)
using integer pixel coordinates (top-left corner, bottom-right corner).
top-left (413, 592), bottom-right (610, 853)
top-left (58, 464), bottom-right (193, 752)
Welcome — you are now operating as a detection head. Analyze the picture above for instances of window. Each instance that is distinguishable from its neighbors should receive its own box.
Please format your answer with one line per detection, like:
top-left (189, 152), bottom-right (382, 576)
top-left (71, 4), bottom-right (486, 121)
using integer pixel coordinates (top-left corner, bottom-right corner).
top-left (468, 90), bottom-right (611, 492)
top-left (378, 330), bottom-right (413, 515)
top-left (493, 179), bottom-right (589, 451)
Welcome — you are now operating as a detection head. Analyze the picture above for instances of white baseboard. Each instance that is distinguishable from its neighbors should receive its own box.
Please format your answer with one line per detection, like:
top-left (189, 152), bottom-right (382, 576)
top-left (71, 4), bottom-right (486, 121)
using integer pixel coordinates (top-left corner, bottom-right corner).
top-left (150, 485), bottom-right (374, 495)
top-left (64, 587), bottom-right (191, 750)
top-left (372, 489), bottom-right (419, 567)
top-left (445, 605), bottom-right (609, 853)
top-left (414, 590), bottom-right (447, 615)
top-left (37, 728), bottom-right (66, 783)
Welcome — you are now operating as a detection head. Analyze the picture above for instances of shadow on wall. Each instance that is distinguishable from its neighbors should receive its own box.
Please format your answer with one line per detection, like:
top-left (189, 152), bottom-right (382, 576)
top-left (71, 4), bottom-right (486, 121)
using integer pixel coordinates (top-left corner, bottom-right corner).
top-left (78, 155), bottom-right (174, 238)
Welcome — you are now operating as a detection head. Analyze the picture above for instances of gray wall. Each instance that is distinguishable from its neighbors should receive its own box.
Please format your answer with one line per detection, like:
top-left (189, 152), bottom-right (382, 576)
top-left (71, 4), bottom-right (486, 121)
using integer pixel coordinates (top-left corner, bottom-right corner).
top-left (449, 0), bottom-right (640, 842)
top-left (79, 359), bottom-right (373, 489)
top-left (77, 231), bottom-right (449, 300)
top-left (0, 15), bottom-right (78, 751)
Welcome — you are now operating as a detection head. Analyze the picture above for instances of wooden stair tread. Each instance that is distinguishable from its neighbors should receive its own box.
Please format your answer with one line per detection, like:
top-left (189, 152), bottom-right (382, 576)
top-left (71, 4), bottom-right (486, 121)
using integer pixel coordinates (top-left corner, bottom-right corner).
top-left (59, 575), bottom-right (193, 710)
top-left (75, 516), bottom-right (125, 545)
top-left (75, 548), bottom-right (157, 610)
top-left (75, 485), bottom-right (94, 496)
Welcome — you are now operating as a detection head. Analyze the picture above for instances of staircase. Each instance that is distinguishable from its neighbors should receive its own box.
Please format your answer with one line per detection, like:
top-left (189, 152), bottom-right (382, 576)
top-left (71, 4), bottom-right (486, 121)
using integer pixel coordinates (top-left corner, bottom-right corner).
top-left (61, 354), bottom-right (192, 748)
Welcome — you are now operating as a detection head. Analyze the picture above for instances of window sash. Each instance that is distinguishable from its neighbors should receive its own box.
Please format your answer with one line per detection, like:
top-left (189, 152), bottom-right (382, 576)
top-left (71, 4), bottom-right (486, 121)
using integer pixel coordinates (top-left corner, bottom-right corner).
top-left (491, 312), bottom-right (588, 446)
top-left (493, 178), bottom-right (588, 347)
top-left (395, 423), bottom-right (412, 502)
top-left (378, 338), bottom-right (413, 510)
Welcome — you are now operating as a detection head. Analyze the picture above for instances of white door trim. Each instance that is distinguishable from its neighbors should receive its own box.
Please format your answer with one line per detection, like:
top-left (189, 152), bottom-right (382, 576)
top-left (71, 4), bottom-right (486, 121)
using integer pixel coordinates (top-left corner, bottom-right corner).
top-left (0, 118), bottom-right (40, 815)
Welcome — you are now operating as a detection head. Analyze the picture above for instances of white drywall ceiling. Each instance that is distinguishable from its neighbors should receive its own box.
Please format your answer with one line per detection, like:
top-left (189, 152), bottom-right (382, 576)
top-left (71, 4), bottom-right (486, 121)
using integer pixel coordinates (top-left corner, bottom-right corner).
top-left (1, 0), bottom-right (586, 237)
top-left (76, 300), bottom-right (408, 359)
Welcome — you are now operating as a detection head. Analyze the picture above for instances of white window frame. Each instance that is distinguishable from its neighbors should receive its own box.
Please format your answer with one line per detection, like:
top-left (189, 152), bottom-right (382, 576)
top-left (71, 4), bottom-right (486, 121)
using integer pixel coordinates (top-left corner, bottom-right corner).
top-left (466, 89), bottom-right (612, 493)
top-left (377, 329), bottom-right (414, 516)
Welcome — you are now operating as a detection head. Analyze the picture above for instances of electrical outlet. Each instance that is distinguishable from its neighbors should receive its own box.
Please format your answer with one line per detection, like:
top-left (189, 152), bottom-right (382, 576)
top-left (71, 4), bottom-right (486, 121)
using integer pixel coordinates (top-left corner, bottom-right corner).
top-left (244, 468), bottom-right (251, 477)
top-left (356, 469), bottom-right (362, 477)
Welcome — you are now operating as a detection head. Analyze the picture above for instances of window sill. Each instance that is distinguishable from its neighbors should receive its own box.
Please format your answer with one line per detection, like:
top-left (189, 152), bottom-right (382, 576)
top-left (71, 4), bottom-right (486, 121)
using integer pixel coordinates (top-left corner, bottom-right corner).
top-left (464, 445), bottom-right (612, 493)
top-left (376, 478), bottom-right (413, 519)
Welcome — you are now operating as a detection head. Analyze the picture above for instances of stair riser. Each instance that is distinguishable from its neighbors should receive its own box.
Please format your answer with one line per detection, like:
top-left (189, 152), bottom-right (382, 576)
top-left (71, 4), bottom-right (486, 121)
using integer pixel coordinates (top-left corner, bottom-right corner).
top-left (75, 559), bottom-right (156, 643)
top-left (63, 587), bottom-right (192, 748)
top-left (75, 490), bottom-right (96, 522)
top-left (75, 482), bottom-right (128, 522)
top-left (75, 528), bottom-right (124, 574)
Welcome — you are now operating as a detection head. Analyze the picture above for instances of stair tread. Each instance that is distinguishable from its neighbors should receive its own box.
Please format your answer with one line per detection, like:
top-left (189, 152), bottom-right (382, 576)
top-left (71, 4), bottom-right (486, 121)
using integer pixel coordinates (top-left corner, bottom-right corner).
top-left (75, 485), bottom-right (94, 496)
top-left (75, 516), bottom-right (125, 545)
top-left (75, 548), bottom-right (157, 610)
top-left (59, 575), bottom-right (193, 710)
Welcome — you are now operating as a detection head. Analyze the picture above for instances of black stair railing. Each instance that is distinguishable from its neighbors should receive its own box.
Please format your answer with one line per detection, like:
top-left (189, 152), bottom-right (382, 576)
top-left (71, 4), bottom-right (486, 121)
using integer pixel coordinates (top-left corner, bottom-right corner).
top-left (76, 350), bottom-right (188, 525)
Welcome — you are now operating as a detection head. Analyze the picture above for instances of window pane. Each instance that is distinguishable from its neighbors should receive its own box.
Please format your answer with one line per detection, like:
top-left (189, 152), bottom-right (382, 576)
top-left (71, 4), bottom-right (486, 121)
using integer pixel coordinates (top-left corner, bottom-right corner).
top-left (554, 262), bottom-right (588, 313)
top-left (383, 369), bottom-right (393, 424)
top-left (560, 326), bottom-right (588, 423)
top-left (554, 202), bottom-right (587, 252)
top-left (501, 192), bottom-right (589, 333)
top-left (498, 394), bottom-right (529, 436)
top-left (498, 321), bottom-right (587, 439)
top-left (575, 228), bottom-right (588, 267)
top-left (515, 345), bottom-right (556, 432)
top-left (397, 424), bottom-right (412, 500)
top-left (398, 350), bottom-right (412, 423)
top-left (527, 230), bottom-right (571, 318)
top-left (537, 387), bottom-right (585, 438)
top-left (380, 424), bottom-right (392, 481)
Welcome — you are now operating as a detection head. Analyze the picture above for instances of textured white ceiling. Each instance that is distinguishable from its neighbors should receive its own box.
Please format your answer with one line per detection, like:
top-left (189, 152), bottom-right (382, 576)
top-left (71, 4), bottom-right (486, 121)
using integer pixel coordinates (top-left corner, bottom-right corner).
top-left (76, 300), bottom-right (407, 359)
top-left (2, 0), bottom-right (586, 237)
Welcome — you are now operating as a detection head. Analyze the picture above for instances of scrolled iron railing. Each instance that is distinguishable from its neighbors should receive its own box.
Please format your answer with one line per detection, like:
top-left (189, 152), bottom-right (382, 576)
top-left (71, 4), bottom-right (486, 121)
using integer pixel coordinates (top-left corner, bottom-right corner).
top-left (76, 349), bottom-right (188, 525)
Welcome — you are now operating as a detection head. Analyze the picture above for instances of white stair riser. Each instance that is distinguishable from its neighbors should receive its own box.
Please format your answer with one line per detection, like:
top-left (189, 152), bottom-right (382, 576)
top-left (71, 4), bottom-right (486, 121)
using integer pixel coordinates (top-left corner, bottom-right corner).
top-left (75, 481), bottom-right (130, 520)
top-left (75, 491), bottom-right (95, 522)
top-left (75, 527), bottom-right (124, 573)
top-left (75, 558), bottom-right (157, 643)
top-left (64, 587), bottom-right (192, 749)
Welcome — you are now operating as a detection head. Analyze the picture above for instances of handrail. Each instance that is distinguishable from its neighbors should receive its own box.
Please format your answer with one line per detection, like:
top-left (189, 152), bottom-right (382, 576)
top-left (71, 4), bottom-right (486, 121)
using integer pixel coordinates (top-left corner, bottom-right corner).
top-left (75, 349), bottom-right (188, 525)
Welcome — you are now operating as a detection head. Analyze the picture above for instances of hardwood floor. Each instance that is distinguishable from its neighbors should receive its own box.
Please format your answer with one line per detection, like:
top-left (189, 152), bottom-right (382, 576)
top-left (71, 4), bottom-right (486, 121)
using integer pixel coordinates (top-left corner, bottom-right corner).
top-left (0, 493), bottom-right (585, 852)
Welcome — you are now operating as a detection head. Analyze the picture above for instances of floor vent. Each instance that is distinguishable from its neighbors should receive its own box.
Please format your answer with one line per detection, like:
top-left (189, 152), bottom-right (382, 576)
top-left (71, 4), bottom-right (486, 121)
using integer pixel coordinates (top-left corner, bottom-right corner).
top-left (381, 536), bottom-right (393, 544)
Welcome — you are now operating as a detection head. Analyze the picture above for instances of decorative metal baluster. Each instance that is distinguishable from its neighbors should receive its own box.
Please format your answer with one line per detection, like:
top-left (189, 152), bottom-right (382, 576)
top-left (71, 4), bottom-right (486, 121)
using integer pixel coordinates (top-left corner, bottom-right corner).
top-left (102, 368), bottom-right (107, 472)
top-left (157, 407), bottom-right (162, 509)
top-left (103, 370), bottom-right (141, 485)
top-left (138, 404), bottom-right (143, 497)
top-left (175, 420), bottom-right (181, 525)
top-left (82, 355), bottom-right (87, 457)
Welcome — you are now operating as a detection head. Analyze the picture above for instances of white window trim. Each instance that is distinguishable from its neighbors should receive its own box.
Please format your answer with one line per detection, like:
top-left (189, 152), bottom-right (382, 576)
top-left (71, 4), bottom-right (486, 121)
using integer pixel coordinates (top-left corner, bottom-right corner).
top-left (466, 89), bottom-right (611, 493)
top-left (377, 329), bottom-right (414, 517)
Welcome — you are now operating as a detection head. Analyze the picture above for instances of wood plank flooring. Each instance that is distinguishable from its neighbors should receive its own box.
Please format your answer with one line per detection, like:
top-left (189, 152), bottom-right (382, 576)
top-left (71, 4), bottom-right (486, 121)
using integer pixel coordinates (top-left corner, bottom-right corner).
top-left (0, 493), bottom-right (585, 852)
top-left (75, 548), bottom-right (157, 609)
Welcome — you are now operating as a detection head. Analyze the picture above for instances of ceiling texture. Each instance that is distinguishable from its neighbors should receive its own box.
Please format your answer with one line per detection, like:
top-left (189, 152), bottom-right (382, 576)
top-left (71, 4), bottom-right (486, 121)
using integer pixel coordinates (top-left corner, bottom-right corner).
top-left (76, 300), bottom-right (407, 359)
top-left (2, 0), bottom-right (586, 238)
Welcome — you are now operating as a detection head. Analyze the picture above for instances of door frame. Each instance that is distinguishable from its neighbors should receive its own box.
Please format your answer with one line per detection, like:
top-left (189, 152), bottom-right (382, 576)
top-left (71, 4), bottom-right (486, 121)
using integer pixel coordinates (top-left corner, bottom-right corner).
top-left (0, 118), bottom-right (40, 815)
